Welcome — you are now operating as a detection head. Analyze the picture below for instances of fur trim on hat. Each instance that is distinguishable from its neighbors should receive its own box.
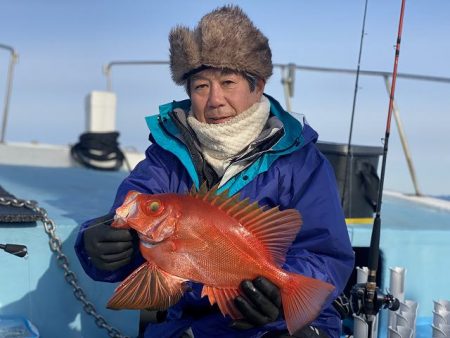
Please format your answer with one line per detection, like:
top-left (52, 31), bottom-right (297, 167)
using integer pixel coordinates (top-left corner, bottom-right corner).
top-left (169, 5), bottom-right (272, 85)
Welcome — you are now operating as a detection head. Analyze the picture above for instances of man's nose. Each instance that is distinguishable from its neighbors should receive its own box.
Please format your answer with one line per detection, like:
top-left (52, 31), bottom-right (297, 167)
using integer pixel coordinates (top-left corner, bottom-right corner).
top-left (208, 83), bottom-right (226, 107)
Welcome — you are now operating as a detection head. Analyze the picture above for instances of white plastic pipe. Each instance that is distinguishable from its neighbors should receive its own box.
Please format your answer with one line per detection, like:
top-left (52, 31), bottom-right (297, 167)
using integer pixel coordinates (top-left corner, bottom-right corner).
top-left (432, 324), bottom-right (450, 337)
top-left (434, 300), bottom-right (450, 313)
top-left (389, 267), bottom-right (406, 328)
top-left (353, 267), bottom-right (378, 338)
top-left (389, 326), bottom-right (413, 338)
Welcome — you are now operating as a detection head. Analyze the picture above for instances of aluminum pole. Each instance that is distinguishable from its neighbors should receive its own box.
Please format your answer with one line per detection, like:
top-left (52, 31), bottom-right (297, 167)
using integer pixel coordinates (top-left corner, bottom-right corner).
top-left (280, 65), bottom-right (292, 112)
top-left (103, 60), bottom-right (169, 92)
top-left (0, 44), bottom-right (18, 143)
top-left (383, 76), bottom-right (422, 196)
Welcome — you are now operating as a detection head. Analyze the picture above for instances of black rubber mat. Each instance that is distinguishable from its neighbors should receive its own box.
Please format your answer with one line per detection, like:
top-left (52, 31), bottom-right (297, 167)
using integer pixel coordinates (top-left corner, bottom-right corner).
top-left (0, 185), bottom-right (40, 223)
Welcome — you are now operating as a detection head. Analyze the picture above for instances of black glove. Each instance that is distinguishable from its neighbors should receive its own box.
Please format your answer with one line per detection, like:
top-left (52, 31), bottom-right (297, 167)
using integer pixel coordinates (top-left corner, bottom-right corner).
top-left (231, 276), bottom-right (282, 330)
top-left (83, 213), bottom-right (136, 271)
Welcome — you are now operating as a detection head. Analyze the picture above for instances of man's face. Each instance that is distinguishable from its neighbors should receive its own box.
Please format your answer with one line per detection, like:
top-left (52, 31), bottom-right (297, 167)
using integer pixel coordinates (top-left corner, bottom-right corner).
top-left (189, 68), bottom-right (264, 124)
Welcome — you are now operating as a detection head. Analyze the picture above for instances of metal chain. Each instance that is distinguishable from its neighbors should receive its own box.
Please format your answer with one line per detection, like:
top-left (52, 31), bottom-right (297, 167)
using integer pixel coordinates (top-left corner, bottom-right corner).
top-left (0, 196), bottom-right (129, 338)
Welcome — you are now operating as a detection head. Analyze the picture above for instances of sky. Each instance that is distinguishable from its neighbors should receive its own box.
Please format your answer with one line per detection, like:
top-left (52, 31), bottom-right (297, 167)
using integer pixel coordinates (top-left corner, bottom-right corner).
top-left (1, 1), bottom-right (449, 196)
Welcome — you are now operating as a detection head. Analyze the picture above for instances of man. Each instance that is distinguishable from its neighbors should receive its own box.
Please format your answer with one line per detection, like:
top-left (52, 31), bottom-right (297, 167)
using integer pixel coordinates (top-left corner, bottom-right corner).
top-left (75, 5), bottom-right (354, 338)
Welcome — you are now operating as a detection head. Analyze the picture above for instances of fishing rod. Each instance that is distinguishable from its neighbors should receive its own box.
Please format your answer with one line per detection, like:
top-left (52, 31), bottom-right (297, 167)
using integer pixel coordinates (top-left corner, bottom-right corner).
top-left (350, 0), bottom-right (406, 335)
top-left (341, 0), bottom-right (369, 208)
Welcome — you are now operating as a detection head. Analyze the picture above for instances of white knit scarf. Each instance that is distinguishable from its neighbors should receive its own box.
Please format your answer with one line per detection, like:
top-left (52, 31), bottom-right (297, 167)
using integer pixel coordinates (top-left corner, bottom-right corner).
top-left (187, 95), bottom-right (270, 176)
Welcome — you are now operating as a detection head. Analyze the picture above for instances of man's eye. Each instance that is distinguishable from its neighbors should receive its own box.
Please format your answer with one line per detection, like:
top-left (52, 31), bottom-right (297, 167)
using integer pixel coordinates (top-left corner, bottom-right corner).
top-left (222, 80), bottom-right (236, 87)
top-left (194, 84), bottom-right (208, 90)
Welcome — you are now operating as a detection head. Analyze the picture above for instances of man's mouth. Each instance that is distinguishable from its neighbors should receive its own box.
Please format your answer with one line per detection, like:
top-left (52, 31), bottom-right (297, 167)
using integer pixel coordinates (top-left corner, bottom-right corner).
top-left (208, 116), bottom-right (233, 124)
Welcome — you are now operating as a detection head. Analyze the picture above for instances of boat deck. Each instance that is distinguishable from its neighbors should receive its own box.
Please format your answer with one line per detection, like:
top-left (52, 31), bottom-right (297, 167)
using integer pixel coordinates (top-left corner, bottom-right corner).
top-left (0, 164), bottom-right (137, 338)
top-left (1, 163), bottom-right (449, 337)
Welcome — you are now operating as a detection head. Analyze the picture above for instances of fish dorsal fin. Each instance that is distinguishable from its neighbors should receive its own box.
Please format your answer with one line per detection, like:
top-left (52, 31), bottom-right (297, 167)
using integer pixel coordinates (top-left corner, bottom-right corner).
top-left (243, 207), bottom-right (302, 266)
top-left (201, 285), bottom-right (242, 319)
top-left (191, 183), bottom-right (239, 207)
top-left (197, 181), bottom-right (210, 197)
top-left (189, 183), bottom-right (197, 195)
top-left (192, 184), bottom-right (302, 267)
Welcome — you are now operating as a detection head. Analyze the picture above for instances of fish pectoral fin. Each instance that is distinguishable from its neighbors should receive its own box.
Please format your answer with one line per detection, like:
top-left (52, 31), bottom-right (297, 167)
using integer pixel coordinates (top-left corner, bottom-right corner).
top-left (107, 262), bottom-right (188, 311)
top-left (201, 286), bottom-right (242, 319)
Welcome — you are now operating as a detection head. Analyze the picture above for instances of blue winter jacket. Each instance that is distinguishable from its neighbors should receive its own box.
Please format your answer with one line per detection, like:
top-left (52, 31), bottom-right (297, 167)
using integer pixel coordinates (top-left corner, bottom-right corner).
top-left (75, 94), bottom-right (354, 338)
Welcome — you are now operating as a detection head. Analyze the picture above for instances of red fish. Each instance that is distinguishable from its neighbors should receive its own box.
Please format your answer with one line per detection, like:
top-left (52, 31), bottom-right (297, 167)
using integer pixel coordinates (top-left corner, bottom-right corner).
top-left (107, 185), bottom-right (335, 334)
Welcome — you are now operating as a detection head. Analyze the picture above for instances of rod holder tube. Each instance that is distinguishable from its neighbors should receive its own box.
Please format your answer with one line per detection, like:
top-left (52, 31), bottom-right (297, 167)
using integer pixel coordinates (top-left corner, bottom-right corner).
top-left (390, 267), bottom-right (406, 302)
top-left (357, 266), bottom-right (369, 283)
top-left (388, 267), bottom-right (406, 328)
top-left (353, 267), bottom-right (378, 337)
top-left (434, 300), bottom-right (450, 313)
top-left (433, 311), bottom-right (449, 328)
top-left (432, 324), bottom-right (450, 337)
top-left (388, 326), bottom-right (413, 338)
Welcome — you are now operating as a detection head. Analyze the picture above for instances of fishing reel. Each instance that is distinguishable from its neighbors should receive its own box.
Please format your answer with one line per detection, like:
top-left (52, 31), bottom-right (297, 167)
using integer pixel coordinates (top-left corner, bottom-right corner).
top-left (350, 282), bottom-right (400, 317)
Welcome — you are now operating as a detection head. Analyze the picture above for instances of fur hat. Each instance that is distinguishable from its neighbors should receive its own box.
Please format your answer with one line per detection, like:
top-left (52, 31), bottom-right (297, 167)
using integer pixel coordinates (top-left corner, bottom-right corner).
top-left (169, 5), bottom-right (273, 85)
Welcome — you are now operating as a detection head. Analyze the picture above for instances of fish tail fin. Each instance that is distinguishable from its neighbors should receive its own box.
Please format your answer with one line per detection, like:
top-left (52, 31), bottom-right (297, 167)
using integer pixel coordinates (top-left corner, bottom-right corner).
top-left (281, 273), bottom-right (335, 335)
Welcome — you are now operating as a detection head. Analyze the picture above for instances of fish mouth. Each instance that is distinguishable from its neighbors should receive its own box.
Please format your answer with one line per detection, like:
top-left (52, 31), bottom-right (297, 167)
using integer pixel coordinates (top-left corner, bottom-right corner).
top-left (113, 206), bottom-right (133, 226)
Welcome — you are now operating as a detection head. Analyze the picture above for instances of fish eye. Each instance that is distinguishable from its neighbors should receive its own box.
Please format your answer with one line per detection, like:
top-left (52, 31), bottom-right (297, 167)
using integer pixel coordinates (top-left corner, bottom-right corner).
top-left (148, 200), bottom-right (161, 213)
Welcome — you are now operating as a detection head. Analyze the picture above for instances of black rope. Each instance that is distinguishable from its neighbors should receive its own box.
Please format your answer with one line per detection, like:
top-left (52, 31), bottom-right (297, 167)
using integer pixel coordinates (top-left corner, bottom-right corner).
top-left (70, 131), bottom-right (129, 171)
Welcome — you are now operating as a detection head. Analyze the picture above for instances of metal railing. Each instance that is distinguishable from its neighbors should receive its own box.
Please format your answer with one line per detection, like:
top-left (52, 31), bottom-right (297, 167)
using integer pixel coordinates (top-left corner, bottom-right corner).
top-left (103, 60), bottom-right (169, 92)
top-left (102, 60), bottom-right (450, 196)
top-left (0, 43), bottom-right (18, 143)
top-left (273, 63), bottom-right (450, 197)
top-left (2, 52), bottom-right (450, 194)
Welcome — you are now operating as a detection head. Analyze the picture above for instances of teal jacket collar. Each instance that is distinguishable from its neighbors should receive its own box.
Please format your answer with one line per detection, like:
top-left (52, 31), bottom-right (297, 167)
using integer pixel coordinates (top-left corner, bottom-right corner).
top-left (145, 94), bottom-right (305, 194)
